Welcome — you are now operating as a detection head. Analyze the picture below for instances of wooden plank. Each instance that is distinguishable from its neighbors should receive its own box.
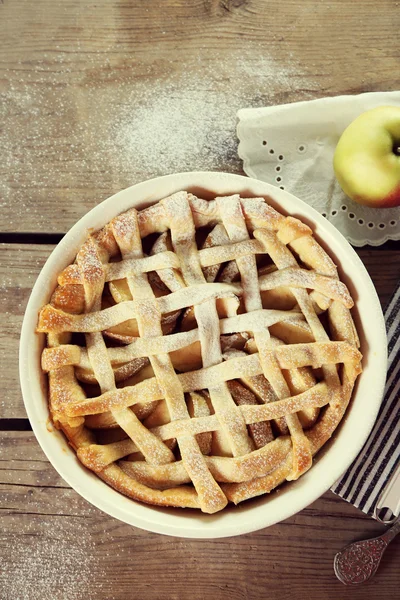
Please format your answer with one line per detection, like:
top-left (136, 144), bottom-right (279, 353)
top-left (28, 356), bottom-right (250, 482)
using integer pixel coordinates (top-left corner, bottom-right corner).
top-left (1, 243), bottom-right (400, 419)
top-left (1, 2), bottom-right (400, 597)
top-left (356, 247), bottom-right (400, 308)
top-left (1, 432), bottom-right (399, 600)
top-left (1, 244), bottom-right (55, 419)
top-left (1, 0), bottom-right (399, 232)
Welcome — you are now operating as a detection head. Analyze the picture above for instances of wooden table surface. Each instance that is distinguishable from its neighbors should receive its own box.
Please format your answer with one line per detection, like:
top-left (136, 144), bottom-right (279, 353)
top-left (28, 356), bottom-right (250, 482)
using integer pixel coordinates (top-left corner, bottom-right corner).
top-left (1, 1), bottom-right (399, 598)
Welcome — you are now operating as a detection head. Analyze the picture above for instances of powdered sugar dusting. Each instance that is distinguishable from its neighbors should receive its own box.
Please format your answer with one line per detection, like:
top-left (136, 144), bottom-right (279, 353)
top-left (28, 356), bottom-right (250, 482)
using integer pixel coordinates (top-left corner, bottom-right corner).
top-left (36, 186), bottom-right (360, 510)
top-left (0, 519), bottom-right (101, 600)
top-left (109, 53), bottom-right (310, 174)
top-left (0, 45), bottom-right (317, 230)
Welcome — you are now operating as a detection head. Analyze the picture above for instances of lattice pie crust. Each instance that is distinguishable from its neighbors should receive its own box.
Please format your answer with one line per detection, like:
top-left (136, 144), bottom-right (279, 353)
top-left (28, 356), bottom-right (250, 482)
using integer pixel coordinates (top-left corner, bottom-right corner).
top-left (37, 192), bottom-right (362, 514)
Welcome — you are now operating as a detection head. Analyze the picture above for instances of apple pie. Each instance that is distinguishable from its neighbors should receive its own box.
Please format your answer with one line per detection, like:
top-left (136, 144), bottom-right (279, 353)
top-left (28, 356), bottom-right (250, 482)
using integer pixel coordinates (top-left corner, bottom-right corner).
top-left (37, 191), bottom-right (362, 514)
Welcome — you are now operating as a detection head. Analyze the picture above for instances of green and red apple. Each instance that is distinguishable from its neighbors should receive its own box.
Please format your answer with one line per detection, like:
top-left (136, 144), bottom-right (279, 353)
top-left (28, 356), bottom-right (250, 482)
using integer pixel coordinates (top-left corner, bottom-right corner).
top-left (333, 106), bottom-right (400, 208)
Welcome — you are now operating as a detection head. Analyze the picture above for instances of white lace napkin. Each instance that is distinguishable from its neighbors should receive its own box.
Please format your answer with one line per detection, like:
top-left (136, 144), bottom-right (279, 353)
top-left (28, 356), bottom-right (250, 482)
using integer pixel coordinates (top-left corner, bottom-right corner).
top-left (237, 91), bottom-right (400, 246)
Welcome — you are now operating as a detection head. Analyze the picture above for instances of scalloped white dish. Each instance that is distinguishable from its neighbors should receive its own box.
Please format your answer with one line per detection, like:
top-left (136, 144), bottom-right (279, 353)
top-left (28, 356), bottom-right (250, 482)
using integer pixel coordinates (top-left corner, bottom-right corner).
top-left (19, 172), bottom-right (387, 538)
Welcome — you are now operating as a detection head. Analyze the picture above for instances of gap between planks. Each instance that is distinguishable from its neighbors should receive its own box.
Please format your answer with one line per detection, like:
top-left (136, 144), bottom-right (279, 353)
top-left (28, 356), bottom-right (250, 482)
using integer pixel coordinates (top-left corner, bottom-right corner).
top-left (0, 232), bottom-right (399, 250)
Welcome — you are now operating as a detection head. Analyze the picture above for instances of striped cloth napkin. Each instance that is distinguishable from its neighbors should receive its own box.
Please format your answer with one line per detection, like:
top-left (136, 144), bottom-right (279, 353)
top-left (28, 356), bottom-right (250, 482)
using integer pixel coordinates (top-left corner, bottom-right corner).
top-left (331, 283), bottom-right (400, 519)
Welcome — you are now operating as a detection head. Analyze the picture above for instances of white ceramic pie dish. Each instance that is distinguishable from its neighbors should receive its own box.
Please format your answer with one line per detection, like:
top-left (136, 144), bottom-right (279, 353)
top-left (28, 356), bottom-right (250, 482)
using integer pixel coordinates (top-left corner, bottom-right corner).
top-left (20, 172), bottom-right (387, 538)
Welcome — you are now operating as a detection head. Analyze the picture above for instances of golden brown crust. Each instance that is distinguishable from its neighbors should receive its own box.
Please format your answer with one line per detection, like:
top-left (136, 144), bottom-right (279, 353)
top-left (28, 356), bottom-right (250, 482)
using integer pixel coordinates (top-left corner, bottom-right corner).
top-left (37, 192), bottom-right (362, 513)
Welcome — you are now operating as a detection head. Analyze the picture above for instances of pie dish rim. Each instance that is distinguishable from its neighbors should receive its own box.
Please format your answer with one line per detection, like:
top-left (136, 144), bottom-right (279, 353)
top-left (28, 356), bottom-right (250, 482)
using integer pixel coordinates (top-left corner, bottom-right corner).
top-left (19, 171), bottom-right (386, 538)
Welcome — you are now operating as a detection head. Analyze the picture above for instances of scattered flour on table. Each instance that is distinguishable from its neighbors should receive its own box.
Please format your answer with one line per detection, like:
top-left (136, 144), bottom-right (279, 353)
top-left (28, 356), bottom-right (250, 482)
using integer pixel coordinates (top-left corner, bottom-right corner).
top-left (0, 518), bottom-right (104, 600)
top-left (0, 44), bottom-right (318, 228)
top-left (105, 53), bottom-right (307, 173)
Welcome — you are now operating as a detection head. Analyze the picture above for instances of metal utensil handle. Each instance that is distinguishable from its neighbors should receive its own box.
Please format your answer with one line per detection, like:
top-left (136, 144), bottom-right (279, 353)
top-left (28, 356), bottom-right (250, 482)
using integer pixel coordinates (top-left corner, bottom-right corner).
top-left (374, 462), bottom-right (400, 524)
top-left (334, 516), bottom-right (400, 585)
top-left (381, 515), bottom-right (400, 544)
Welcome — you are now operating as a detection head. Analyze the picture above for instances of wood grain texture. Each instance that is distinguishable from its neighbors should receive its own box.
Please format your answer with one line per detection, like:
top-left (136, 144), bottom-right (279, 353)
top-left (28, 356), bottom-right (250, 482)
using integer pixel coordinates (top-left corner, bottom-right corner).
top-left (2, 242), bottom-right (400, 419)
top-left (1, 0), bottom-right (399, 232)
top-left (1, 1), bottom-right (400, 597)
top-left (0, 244), bottom-right (54, 419)
top-left (1, 431), bottom-right (400, 600)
